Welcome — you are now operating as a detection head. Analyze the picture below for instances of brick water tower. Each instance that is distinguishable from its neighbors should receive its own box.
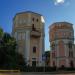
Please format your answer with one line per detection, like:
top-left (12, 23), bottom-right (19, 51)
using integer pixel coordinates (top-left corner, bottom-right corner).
top-left (49, 22), bottom-right (75, 68)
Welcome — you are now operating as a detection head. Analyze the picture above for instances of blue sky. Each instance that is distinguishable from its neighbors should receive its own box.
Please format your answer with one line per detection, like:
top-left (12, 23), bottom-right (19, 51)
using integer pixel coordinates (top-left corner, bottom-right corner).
top-left (0, 0), bottom-right (75, 51)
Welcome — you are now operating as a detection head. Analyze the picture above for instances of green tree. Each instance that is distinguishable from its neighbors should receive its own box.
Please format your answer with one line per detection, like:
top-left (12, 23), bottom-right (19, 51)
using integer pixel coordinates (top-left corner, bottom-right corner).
top-left (0, 27), bottom-right (3, 38)
top-left (0, 29), bottom-right (26, 69)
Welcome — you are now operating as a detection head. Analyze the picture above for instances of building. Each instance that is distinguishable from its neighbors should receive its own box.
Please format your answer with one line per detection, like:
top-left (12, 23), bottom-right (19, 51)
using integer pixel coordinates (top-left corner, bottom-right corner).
top-left (12, 11), bottom-right (45, 66)
top-left (49, 22), bottom-right (75, 68)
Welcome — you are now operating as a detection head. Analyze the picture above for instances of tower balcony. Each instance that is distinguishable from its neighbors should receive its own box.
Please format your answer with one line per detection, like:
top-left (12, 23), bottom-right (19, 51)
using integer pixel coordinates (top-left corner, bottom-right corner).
top-left (30, 30), bottom-right (41, 38)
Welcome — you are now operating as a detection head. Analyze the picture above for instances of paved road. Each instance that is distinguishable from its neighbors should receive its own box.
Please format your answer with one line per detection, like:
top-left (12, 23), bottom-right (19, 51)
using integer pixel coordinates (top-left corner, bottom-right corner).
top-left (0, 73), bottom-right (75, 75)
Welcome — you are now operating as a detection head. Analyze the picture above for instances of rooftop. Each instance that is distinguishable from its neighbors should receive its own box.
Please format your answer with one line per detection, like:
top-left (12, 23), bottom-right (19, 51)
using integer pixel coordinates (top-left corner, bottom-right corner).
top-left (49, 21), bottom-right (73, 29)
top-left (13, 11), bottom-right (43, 20)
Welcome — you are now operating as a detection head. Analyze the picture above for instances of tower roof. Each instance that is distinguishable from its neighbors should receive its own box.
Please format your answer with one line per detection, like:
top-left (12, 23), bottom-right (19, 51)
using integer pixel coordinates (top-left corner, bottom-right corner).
top-left (16, 11), bottom-right (42, 16)
top-left (13, 11), bottom-right (43, 20)
top-left (49, 21), bottom-right (73, 29)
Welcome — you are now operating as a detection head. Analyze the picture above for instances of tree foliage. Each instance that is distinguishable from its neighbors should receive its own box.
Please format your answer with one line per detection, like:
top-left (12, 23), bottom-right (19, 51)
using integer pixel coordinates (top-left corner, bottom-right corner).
top-left (0, 28), bottom-right (26, 69)
top-left (0, 27), bottom-right (3, 38)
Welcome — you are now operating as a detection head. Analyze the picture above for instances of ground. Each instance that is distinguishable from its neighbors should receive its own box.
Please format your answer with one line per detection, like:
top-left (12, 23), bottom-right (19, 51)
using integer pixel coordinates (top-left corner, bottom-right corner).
top-left (0, 72), bottom-right (75, 75)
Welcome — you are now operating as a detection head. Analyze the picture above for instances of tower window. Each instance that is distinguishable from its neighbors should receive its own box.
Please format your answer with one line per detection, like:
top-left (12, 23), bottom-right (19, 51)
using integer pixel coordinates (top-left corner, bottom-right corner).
top-left (32, 18), bottom-right (34, 21)
top-left (33, 46), bottom-right (36, 53)
top-left (69, 51), bottom-right (73, 57)
top-left (68, 42), bottom-right (72, 49)
top-left (32, 24), bottom-right (36, 31)
top-left (36, 19), bottom-right (38, 22)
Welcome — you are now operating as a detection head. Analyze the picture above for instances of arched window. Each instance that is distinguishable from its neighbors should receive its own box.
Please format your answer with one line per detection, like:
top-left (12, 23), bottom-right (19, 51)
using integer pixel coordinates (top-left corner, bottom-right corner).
top-left (36, 19), bottom-right (38, 22)
top-left (32, 24), bottom-right (36, 31)
top-left (33, 46), bottom-right (36, 53)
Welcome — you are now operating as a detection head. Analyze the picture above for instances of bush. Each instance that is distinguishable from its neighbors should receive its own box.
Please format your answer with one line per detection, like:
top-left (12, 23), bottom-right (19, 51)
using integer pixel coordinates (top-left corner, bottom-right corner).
top-left (20, 66), bottom-right (57, 72)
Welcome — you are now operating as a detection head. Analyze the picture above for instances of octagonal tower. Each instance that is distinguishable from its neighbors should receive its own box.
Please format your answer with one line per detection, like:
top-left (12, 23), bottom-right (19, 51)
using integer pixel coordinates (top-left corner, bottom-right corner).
top-left (49, 22), bottom-right (75, 68)
top-left (12, 11), bottom-right (45, 66)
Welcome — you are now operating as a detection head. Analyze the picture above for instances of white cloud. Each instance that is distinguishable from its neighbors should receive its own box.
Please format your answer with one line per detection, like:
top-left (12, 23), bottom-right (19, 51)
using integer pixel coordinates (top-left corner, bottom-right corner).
top-left (54, 0), bottom-right (65, 5)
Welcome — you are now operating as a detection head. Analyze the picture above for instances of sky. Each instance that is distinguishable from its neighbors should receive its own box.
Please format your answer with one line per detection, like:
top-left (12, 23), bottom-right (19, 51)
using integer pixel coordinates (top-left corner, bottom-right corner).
top-left (0, 0), bottom-right (75, 51)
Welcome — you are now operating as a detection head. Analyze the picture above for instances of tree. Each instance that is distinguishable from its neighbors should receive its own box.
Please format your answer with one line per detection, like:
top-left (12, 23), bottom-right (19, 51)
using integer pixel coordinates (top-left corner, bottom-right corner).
top-left (0, 29), bottom-right (26, 69)
top-left (0, 27), bottom-right (3, 38)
